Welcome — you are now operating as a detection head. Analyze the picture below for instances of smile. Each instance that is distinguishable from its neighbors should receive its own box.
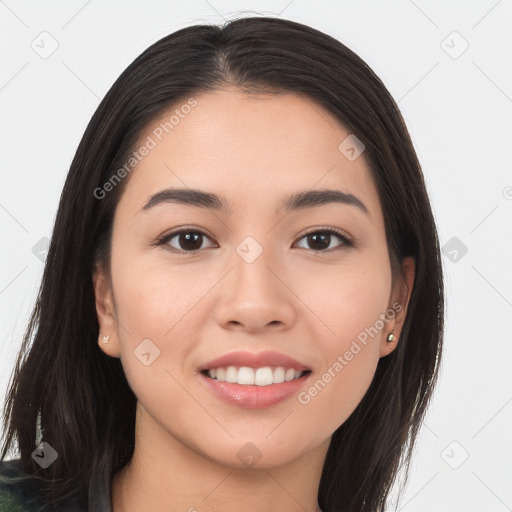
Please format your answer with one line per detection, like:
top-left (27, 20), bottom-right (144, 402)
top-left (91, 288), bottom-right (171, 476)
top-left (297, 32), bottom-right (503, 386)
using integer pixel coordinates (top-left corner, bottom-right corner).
top-left (202, 366), bottom-right (310, 386)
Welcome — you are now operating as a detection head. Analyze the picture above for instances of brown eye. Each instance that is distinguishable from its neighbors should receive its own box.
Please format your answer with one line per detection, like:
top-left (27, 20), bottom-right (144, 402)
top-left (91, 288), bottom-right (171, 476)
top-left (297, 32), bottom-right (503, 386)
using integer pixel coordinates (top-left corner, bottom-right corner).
top-left (294, 229), bottom-right (352, 252)
top-left (160, 230), bottom-right (216, 253)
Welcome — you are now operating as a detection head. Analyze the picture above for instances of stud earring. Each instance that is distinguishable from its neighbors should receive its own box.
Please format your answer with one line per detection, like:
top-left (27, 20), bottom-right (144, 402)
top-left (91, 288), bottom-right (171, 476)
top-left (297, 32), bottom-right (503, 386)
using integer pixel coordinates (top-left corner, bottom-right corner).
top-left (386, 333), bottom-right (395, 343)
top-left (101, 334), bottom-right (110, 344)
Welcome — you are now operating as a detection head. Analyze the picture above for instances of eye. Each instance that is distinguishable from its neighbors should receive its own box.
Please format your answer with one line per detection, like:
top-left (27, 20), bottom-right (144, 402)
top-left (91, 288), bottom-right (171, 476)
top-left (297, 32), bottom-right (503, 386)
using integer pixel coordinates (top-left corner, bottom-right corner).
top-left (157, 229), bottom-right (216, 253)
top-left (156, 227), bottom-right (353, 254)
top-left (293, 228), bottom-right (352, 252)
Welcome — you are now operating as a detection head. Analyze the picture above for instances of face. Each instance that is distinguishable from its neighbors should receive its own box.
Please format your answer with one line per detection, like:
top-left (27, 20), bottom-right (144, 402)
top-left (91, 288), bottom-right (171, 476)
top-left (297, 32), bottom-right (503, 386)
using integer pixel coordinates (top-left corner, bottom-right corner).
top-left (94, 87), bottom-right (414, 469)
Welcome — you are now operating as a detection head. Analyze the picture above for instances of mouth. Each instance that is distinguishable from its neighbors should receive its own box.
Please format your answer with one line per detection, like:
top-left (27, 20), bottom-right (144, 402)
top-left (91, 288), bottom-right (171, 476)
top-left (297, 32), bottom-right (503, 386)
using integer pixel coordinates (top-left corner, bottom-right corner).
top-left (201, 366), bottom-right (312, 386)
top-left (198, 350), bottom-right (312, 408)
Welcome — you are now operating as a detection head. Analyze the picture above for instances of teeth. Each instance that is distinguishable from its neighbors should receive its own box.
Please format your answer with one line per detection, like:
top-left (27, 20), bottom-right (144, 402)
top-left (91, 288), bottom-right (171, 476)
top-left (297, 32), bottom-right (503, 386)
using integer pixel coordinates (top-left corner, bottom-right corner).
top-left (273, 367), bottom-right (285, 383)
top-left (238, 367), bottom-right (255, 385)
top-left (206, 366), bottom-right (306, 386)
top-left (225, 366), bottom-right (238, 383)
top-left (255, 367), bottom-right (273, 386)
top-left (286, 368), bottom-right (295, 382)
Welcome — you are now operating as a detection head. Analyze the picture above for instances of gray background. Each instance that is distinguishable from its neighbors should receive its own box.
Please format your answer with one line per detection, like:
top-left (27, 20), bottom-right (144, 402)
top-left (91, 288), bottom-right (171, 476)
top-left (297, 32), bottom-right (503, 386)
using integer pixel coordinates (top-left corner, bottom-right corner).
top-left (1, 1), bottom-right (511, 510)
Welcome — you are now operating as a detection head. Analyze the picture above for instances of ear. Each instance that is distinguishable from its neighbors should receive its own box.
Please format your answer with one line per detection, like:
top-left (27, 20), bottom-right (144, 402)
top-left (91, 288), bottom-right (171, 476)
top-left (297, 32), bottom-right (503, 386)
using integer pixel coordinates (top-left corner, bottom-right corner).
top-left (380, 256), bottom-right (415, 357)
top-left (93, 263), bottom-right (121, 358)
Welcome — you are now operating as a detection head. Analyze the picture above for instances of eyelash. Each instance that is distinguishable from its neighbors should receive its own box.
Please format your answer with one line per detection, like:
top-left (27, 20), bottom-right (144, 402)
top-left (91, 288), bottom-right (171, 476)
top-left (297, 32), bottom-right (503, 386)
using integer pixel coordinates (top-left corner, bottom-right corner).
top-left (154, 226), bottom-right (353, 255)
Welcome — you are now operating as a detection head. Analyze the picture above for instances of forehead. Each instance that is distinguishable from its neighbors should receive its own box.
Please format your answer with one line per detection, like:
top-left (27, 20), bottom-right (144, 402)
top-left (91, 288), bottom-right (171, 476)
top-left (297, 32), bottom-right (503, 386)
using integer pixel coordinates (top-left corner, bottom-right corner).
top-left (115, 88), bottom-right (381, 218)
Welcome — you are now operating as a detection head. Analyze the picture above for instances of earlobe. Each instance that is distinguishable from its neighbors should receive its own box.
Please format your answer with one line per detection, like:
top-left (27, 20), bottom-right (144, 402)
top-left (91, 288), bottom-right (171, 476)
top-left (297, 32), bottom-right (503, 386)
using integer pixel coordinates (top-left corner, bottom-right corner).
top-left (381, 331), bottom-right (399, 356)
top-left (97, 332), bottom-right (120, 358)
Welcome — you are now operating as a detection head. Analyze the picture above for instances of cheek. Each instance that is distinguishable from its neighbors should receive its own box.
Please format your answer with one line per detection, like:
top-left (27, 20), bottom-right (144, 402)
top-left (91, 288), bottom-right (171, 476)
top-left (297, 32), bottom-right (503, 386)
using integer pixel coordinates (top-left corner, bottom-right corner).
top-left (111, 265), bottom-right (205, 396)
top-left (109, 256), bottom-right (201, 426)
top-left (292, 259), bottom-right (391, 428)
top-left (292, 249), bottom-right (392, 343)
top-left (108, 242), bottom-right (208, 406)
top-left (110, 235), bottom-right (207, 340)
top-left (296, 344), bottom-right (379, 439)
top-left (296, 283), bottom-right (387, 434)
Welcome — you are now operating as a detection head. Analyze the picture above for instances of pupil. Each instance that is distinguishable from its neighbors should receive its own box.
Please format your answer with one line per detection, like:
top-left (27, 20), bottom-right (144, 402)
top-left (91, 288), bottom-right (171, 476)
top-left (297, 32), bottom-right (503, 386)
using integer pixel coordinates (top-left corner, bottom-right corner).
top-left (308, 233), bottom-right (330, 250)
top-left (180, 232), bottom-right (202, 251)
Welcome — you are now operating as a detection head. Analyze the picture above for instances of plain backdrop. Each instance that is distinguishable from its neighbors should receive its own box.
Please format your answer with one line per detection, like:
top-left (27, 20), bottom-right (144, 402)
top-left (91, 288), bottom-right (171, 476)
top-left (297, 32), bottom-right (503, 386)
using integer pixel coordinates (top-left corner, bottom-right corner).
top-left (1, 1), bottom-right (511, 510)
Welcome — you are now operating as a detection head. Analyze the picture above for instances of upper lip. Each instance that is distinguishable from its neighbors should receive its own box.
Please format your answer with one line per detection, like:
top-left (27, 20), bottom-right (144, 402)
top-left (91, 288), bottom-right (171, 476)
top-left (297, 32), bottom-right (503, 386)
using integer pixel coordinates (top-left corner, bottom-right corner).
top-left (199, 350), bottom-right (311, 372)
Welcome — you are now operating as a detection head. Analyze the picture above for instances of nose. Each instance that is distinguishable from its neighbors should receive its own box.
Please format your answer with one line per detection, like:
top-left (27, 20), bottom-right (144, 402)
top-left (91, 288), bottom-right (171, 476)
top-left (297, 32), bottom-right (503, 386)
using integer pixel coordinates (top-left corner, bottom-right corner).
top-left (214, 242), bottom-right (296, 334)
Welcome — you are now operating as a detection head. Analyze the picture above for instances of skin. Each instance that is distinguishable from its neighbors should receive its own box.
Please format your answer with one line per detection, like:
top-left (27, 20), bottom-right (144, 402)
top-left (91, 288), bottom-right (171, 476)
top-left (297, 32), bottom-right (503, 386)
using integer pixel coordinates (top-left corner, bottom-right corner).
top-left (94, 87), bottom-right (415, 512)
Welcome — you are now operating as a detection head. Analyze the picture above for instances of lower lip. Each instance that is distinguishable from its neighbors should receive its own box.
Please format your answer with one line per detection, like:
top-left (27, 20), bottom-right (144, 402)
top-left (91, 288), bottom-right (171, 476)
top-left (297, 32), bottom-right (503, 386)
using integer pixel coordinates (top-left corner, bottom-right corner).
top-left (200, 372), bottom-right (311, 409)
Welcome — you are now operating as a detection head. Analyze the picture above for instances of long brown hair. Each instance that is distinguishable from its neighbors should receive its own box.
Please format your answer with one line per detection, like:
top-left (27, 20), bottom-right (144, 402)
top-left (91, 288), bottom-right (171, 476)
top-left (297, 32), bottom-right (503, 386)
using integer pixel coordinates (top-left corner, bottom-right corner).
top-left (1, 16), bottom-right (444, 512)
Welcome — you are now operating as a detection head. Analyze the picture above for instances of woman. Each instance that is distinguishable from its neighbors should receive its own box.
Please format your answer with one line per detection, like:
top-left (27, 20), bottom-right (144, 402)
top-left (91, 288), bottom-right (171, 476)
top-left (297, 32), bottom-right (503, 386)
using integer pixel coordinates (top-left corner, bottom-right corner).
top-left (0, 16), bottom-right (443, 512)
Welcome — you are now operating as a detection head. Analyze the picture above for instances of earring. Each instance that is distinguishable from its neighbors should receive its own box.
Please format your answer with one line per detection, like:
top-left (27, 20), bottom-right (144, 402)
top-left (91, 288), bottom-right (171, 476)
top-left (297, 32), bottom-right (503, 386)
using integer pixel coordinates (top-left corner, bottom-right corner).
top-left (101, 334), bottom-right (110, 344)
top-left (386, 333), bottom-right (395, 343)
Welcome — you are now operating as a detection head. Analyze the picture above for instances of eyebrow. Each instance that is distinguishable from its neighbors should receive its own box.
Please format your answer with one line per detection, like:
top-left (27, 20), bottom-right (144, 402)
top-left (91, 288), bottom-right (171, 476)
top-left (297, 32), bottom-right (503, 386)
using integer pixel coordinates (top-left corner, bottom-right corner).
top-left (141, 187), bottom-right (369, 216)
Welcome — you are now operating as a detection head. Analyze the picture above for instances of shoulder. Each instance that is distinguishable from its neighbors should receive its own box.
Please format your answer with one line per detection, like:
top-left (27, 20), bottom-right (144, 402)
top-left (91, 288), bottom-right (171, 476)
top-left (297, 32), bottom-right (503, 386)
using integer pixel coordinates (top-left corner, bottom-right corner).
top-left (0, 459), bottom-right (87, 512)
